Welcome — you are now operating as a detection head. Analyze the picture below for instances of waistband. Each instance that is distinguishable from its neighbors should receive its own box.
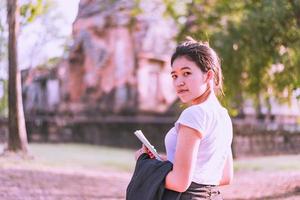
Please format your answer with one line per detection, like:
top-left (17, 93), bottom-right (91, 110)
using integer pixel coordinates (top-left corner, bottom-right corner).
top-left (181, 182), bottom-right (222, 200)
top-left (189, 182), bottom-right (217, 188)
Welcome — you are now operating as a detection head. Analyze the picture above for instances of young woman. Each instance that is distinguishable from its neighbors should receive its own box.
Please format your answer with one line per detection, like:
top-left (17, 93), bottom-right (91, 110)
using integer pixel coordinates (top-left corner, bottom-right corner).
top-left (135, 37), bottom-right (233, 200)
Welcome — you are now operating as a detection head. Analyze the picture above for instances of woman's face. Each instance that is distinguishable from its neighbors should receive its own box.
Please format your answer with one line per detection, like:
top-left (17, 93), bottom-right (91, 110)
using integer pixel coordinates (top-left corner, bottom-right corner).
top-left (171, 56), bottom-right (208, 104)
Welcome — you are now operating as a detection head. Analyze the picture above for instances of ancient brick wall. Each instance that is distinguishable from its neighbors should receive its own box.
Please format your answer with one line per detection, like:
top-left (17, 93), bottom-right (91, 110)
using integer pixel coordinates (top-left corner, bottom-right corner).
top-left (20, 117), bottom-right (300, 158)
top-left (1, 115), bottom-right (299, 157)
top-left (232, 123), bottom-right (300, 157)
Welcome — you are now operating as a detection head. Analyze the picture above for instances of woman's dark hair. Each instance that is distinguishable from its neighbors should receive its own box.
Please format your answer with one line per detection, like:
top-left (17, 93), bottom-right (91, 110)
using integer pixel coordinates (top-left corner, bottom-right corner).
top-left (171, 36), bottom-right (224, 96)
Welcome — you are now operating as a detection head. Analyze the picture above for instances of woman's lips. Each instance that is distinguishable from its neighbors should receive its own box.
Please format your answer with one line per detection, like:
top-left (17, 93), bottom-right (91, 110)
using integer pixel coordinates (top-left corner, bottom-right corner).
top-left (177, 89), bottom-right (189, 94)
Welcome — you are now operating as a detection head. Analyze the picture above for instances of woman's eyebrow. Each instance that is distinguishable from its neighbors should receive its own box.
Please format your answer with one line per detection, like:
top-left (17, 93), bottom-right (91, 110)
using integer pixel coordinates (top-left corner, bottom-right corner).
top-left (181, 67), bottom-right (191, 71)
top-left (171, 67), bottom-right (191, 74)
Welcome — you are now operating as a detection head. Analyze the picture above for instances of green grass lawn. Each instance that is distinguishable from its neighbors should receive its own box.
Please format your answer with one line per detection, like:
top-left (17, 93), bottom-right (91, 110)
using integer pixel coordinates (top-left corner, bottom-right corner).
top-left (0, 143), bottom-right (299, 173)
top-left (0, 143), bottom-right (136, 172)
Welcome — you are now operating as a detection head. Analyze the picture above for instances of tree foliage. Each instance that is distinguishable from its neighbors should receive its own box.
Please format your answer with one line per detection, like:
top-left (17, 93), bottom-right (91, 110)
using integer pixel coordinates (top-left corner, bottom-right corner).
top-left (164, 0), bottom-right (300, 116)
top-left (0, 0), bottom-right (59, 116)
top-left (20, 0), bottom-right (51, 25)
top-left (0, 0), bottom-right (58, 67)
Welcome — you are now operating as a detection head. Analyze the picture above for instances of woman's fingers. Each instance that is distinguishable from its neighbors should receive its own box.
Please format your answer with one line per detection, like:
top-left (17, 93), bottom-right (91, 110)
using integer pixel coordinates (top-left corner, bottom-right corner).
top-left (142, 145), bottom-right (155, 159)
top-left (140, 144), bottom-right (158, 159)
top-left (135, 147), bottom-right (146, 160)
top-left (149, 153), bottom-right (155, 159)
top-left (142, 144), bottom-right (148, 151)
top-left (135, 144), bottom-right (157, 160)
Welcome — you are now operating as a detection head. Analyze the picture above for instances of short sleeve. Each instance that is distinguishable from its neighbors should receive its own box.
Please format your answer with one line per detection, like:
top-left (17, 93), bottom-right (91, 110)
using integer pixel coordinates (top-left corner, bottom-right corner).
top-left (175, 106), bottom-right (206, 137)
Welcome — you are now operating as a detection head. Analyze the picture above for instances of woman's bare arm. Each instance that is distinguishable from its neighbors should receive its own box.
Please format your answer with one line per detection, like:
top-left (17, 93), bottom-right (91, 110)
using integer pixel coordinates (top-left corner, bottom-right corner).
top-left (165, 124), bottom-right (202, 192)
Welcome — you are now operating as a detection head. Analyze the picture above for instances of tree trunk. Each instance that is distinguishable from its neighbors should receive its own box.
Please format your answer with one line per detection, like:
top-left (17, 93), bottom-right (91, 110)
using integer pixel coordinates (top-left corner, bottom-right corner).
top-left (6, 0), bottom-right (28, 153)
top-left (255, 93), bottom-right (264, 121)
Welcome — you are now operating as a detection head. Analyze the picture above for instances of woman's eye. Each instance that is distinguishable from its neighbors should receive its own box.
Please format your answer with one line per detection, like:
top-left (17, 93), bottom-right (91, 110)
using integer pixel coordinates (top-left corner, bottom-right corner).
top-left (171, 75), bottom-right (177, 80)
top-left (183, 72), bottom-right (191, 76)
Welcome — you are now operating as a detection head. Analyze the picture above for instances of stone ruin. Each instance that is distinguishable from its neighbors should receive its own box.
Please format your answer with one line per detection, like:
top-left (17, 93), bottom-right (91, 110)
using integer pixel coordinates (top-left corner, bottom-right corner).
top-left (54, 0), bottom-right (178, 115)
top-left (22, 0), bottom-right (177, 147)
top-left (22, 0), bottom-right (178, 117)
top-left (19, 0), bottom-right (181, 145)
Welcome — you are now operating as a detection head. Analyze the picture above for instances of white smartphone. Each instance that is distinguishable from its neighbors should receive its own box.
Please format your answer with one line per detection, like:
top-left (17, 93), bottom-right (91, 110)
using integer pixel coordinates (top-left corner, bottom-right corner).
top-left (134, 130), bottom-right (162, 161)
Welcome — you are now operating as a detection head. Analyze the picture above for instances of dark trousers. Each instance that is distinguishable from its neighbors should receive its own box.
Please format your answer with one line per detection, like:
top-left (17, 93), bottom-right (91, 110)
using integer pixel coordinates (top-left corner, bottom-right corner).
top-left (180, 182), bottom-right (223, 200)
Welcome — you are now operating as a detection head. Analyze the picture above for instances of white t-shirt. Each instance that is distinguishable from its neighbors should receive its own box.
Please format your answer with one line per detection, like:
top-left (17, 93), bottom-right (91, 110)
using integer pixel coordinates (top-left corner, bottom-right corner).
top-left (165, 94), bottom-right (233, 185)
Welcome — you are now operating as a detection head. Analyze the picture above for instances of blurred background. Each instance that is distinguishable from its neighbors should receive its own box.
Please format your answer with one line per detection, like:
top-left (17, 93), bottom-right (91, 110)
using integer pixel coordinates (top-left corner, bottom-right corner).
top-left (0, 0), bottom-right (300, 199)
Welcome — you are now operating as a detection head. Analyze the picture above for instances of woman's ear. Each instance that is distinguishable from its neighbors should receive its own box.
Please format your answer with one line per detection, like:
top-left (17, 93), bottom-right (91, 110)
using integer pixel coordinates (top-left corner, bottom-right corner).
top-left (205, 70), bottom-right (215, 82)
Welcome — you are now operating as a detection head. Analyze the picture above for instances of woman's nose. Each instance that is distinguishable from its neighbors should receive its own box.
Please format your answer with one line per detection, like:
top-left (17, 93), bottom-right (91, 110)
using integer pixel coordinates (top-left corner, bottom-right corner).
top-left (179, 82), bottom-right (185, 86)
top-left (175, 79), bottom-right (185, 87)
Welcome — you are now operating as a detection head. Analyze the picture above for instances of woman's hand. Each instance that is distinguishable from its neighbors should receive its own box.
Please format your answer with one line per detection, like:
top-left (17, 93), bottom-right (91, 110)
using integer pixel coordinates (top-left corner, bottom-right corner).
top-left (135, 145), bottom-right (155, 160)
